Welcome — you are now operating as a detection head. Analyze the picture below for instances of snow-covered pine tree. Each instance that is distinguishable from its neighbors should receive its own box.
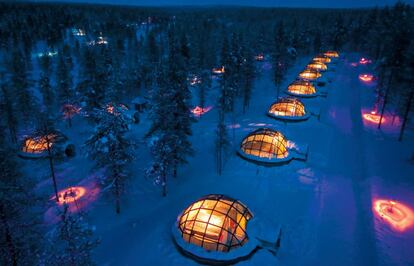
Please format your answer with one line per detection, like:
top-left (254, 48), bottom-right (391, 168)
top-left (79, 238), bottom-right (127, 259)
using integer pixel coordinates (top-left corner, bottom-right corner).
top-left (0, 124), bottom-right (43, 265)
top-left (85, 107), bottom-right (134, 213)
top-left (0, 82), bottom-right (19, 143)
top-left (35, 113), bottom-right (60, 201)
top-left (272, 21), bottom-right (288, 98)
top-left (46, 206), bottom-right (99, 266)
top-left (8, 47), bottom-right (37, 125)
top-left (169, 30), bottom-right (194, 178)
top-left (56, 52), bottom-right (73, 107)
top-left (240, 40), bottom-right (255, 113)
top-left (39, 71), bottom-right (55, 113)
top-left (215, 92), bottom-right (230, 176)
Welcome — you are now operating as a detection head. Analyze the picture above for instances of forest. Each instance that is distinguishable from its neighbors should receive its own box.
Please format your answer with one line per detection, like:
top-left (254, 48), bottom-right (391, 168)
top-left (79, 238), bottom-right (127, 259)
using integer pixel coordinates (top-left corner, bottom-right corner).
top-left (0, 1), bottom-right (413, 265)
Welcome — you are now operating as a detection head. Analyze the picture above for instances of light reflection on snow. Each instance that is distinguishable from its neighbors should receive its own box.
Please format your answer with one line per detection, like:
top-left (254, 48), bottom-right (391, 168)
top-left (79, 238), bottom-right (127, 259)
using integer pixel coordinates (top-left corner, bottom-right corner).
top-left (227, 124), bottom-right (241, 129)
top-left (359, 74), bottom-right (374, 83)
top-left (373, 199), bottom-right (414, 232)
top-left (191, 106), bottom-right (212, 117)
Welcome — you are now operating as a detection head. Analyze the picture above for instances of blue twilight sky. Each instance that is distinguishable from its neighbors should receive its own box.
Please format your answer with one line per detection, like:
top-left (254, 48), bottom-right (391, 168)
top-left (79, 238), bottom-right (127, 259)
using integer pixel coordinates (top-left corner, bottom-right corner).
top-left (28, 0), bottom-right (414, 8)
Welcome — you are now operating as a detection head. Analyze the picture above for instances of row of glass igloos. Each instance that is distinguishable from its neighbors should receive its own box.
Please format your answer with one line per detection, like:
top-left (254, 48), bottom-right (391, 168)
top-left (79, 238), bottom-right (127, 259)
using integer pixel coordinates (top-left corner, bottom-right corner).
top-left (172, 51), bottom-right (340, 264)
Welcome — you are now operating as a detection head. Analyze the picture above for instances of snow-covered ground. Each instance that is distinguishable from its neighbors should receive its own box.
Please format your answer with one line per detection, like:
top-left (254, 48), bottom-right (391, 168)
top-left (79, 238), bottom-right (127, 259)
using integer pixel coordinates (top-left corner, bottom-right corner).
top-left (24, 53), bottom-right (414, 265)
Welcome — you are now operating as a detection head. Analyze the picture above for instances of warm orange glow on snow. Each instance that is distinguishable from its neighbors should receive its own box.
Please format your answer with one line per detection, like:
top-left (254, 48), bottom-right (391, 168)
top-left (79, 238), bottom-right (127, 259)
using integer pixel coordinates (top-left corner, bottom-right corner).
top-left (23, 134), bottom-right (56, 154)
top-left (374, 199), bottom-right (414, 231)
top-left (55, 187), bottom-right (87, 205)
top-left (359, 57), bottom-right (371, 65)
top-left (363, 111), bottom-right (385, 124)
top-left (359, 74), bottom-right (374, 82)
top-left (191, 106), bottom-right (212, 116)
top-left (212, 66), bottom-right (225, 74)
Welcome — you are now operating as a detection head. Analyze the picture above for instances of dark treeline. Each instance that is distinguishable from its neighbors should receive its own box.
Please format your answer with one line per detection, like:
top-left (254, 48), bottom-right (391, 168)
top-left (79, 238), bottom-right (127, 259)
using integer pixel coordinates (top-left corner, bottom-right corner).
top-left (0, 2), bottom-right (413, 265)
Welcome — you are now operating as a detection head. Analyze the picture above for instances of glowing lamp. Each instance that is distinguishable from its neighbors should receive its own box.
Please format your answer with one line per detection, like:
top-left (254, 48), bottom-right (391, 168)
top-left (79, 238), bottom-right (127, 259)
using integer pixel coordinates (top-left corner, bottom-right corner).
top-left (374, 199), bottom-right (414, 231)
top-left (56, 187), bottom-right (87, 205)
top-left (359, 74), bottom-right (374, 82)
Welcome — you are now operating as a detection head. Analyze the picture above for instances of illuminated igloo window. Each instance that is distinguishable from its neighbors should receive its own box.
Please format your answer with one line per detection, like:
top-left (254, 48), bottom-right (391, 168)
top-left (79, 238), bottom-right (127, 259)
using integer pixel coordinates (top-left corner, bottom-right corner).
top-left (177, 194), bottom-right (253, 252)
top-left (22, 134), bottom-right (59, 154)
top-left (287, 80), bottom-right (317, 97)
top-left (324, 51), bottom-right (339, 58)
top-left (312, 55), bottom-right (331, 64)
top-left (240, 128), bottom-right (288, 160)
top-left (268, 97), bottom-right (307, 120)
top-left (307, 62), bottom-right (327, 72)
top-left (299, 69), bottom-right (321, 80)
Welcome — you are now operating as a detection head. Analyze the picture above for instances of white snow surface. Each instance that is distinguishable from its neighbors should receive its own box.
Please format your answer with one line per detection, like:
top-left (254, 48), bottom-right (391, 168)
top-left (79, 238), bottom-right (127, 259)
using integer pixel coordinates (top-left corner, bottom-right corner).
top-left (24, 53), bottom-right (414, 265)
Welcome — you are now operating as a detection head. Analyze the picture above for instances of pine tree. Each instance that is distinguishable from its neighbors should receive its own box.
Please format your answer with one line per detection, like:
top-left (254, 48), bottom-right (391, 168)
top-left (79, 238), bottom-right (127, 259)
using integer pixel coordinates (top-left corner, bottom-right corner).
top-left (0, 124), bottom-right (42, 266)
top-left (0, 83), bottom-right (18, 143)
top-left (85, 107), bottom-right (134, 213)
top-left (39, 72), bottom-right (55, 113)
top-left (8, 48), bottom-right (37, 124)
top-left (215, 92), bottom-right (230, 176)
top-left (272, 21), bottom-right (288, 98)
top-left (46, 206), bottom-right (99, 266)
top-left (56, 52), bottom-right (73, 107)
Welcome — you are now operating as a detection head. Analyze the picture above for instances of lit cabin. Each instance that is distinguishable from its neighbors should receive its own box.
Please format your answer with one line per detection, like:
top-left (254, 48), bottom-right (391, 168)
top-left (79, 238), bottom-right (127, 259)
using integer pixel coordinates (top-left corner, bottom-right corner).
top-left (20, 131), bottom-right (72, 159)
top-left (212, 66), bottom-right (225, 74)
top-left (324, 51), bottom-right (339, 58)
top-left (286, 80), bottom-right (317, 97)
top-left (307, 62), bottom-right (327, 72)
top-left (299, 69), bottom-right (321, 81)
top-left (268, 97), bottom-right (310, 121)
top-left (313, 55), bottom-right (331, 64)
top-left (22, 134), bottom-right (57, 154)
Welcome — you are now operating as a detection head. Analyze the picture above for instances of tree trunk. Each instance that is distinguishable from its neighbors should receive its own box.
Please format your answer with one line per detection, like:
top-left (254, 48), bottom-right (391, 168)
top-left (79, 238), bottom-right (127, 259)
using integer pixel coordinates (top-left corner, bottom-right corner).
top-left (162, 168), bottom-right (167, 197)
top-left (378, 71), bottom-right (393, 129)
top-left (46, 137), bottom-right (59, 202)
top-left (398, 90), bottom-right (413, 142)
top-left (217, 143), bottom-right (222, 176)
top-left (0, 204), bottom-right (18, 266)
top-left (115, 175), bottom-right (121, 214)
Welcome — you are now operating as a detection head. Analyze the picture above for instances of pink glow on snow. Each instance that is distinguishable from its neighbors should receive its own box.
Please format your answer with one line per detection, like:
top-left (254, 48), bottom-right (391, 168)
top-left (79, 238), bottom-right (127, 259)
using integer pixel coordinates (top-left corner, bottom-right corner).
top-left (45, 180), bottom-right (101, 223)
top-left (191, 106), bottom-right (212, 117)
top-left (248, 123), bottom-right (273, 127)
top-left (363, 110), bottom-right (384, 124)
top-left (350, 62), bottom-right (359, 67)
top-left (359, 57), bottom-right (372, 65)
top-left (373, 199), bottom-right (414, 232)
top-left (227, 123), bottom-right (241, 129)
top-left (359, 74), bottom-right (374, 83)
